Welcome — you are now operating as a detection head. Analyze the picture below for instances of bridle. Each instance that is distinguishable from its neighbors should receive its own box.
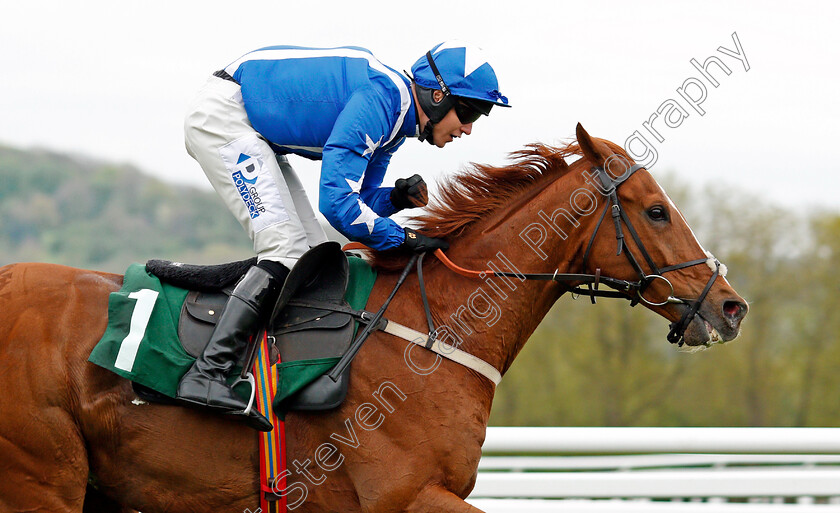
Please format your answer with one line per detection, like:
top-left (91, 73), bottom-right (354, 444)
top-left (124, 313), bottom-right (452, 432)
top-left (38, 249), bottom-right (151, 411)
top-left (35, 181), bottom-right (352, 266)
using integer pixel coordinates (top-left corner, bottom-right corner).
top-left (430, 162), bottom-right (723, 347)
top-left (581, 163), bottom-right (722, 346)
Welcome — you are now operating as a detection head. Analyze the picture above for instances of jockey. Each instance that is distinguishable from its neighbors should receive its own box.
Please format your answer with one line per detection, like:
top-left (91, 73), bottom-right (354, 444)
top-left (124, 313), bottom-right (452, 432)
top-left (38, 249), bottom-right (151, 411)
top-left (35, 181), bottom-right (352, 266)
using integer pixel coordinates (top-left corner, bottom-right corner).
top-left (177, 41), bottom-right (510, 430)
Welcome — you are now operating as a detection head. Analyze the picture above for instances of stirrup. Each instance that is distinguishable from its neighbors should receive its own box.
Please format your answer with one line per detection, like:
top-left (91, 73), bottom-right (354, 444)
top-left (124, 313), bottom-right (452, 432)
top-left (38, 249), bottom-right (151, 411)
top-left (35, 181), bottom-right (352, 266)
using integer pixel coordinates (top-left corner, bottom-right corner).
top-left (231, 372), bottom-right (256, 415)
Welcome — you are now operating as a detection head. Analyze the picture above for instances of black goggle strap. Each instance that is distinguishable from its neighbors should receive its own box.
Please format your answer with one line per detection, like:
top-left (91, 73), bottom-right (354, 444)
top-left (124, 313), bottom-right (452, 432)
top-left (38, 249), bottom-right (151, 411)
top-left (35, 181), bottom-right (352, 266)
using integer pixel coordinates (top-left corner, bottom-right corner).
top-left (425, 51), bottom-right (451, 98)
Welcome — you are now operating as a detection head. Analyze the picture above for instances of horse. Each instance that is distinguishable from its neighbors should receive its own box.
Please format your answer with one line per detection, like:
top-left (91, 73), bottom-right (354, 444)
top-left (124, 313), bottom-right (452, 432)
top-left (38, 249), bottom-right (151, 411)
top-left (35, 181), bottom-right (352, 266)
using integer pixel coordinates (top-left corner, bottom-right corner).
top-left (0, 124), bottom-right (748, 512)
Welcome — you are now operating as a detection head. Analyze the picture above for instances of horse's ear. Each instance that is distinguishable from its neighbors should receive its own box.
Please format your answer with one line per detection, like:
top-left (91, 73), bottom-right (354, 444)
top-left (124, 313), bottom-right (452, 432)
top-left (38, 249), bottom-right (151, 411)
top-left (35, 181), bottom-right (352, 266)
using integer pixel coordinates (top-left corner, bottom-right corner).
top-left (576, 123), bottom-right (607, 167)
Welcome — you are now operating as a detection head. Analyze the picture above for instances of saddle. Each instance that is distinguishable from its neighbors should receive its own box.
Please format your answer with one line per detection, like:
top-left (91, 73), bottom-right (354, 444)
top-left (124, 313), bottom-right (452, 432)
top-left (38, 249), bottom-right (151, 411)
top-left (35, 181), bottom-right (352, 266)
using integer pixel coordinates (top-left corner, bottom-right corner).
top-left (143, 242), bottom-right (356, 412)
top-left (270, 242), bottom-right (354, 411)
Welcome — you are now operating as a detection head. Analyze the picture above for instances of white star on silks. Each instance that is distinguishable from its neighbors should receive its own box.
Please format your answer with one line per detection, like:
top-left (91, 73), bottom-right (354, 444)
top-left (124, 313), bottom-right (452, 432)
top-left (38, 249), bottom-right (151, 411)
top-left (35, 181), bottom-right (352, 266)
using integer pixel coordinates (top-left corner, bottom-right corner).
top-left (350, 198), bottom-right (378, 234)
top-left (435, 40), bottom-right (489, 77)
top-left (345, 170), bottom-right (365, 194)
top-left (362, 134), bottom-right (383, 157)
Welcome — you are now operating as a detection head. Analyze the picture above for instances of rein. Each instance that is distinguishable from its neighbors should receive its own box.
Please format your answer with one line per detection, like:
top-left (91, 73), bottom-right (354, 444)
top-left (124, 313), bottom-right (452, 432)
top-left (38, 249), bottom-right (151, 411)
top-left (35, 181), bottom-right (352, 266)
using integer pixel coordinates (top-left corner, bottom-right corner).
top-left (333, 161), bottom-right (726, 385)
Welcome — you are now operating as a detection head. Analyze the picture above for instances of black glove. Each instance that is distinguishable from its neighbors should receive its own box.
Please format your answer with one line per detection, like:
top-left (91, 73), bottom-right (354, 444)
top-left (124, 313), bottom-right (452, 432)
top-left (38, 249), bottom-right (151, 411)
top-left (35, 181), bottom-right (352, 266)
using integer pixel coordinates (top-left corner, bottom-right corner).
top-left (401, 228), bottom-right (449, 253)
top-left (390, 174), bottom-right (428, 210)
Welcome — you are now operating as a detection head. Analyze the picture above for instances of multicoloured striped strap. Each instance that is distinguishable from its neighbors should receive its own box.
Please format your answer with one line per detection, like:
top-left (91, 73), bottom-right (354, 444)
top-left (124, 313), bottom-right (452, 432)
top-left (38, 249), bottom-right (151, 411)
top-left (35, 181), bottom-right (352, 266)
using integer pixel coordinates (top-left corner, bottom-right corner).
top-left (253, 332), bottom-right (286, 513)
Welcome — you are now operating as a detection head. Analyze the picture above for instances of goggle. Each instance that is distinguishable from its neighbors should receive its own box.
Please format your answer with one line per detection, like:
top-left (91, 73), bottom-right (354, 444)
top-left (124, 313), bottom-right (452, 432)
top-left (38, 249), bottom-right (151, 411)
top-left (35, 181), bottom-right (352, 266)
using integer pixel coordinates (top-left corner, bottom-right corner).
top-left (455, 97), bottom-right (492, 124)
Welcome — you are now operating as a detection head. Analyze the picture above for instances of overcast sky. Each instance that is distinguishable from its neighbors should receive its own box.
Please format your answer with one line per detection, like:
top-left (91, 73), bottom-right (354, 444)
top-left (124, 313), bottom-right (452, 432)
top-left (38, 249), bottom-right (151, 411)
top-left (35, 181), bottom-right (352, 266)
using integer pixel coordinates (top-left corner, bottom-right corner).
top-left (2, 0), bottom-right (838, 212)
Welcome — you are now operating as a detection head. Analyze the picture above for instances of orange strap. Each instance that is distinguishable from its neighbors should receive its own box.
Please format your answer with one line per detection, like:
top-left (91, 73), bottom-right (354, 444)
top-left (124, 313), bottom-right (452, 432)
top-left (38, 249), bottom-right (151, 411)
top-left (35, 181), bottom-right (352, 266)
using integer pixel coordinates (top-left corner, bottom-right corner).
top-left (341, 242), bottom-right (369, 252)
top-left (341, 243), bottom-right (486, 279)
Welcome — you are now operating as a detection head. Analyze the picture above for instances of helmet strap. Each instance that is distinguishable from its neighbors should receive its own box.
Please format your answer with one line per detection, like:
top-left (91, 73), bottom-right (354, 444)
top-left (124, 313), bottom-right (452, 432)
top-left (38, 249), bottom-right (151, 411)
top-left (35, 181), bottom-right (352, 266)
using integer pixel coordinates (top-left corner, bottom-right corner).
top-left (411, 51), bottom-right (457, 145)
top-left (415, 88), bottom-right (455, 145)
top-left (418, 121), bottom-right (435, 144)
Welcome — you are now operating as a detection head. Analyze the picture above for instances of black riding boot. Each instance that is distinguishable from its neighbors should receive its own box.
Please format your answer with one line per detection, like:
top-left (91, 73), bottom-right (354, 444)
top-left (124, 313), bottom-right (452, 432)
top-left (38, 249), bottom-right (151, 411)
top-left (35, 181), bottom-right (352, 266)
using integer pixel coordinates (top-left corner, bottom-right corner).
top-left (177, 264), bottom-right (287, 431)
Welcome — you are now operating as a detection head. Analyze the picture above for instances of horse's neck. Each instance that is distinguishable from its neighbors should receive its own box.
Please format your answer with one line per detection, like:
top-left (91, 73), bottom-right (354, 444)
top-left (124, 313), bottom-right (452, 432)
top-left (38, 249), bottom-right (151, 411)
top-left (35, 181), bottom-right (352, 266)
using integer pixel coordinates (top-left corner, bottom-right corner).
top-left (426, 166), bottom-right (590, 377)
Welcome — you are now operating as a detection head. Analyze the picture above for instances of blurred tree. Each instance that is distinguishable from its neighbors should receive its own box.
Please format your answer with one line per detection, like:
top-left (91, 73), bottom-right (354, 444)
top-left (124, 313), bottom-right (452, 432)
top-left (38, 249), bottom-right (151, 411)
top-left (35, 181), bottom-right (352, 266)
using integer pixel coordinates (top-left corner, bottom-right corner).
top-left (0, 145), bottom-right (252, 272)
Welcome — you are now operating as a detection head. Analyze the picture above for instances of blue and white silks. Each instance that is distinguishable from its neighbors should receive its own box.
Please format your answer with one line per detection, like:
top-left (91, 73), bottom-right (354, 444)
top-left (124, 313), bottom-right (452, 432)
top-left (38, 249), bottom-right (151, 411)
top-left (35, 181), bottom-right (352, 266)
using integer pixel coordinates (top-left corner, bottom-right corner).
top-left (224, 46), bottom-right (417, 250)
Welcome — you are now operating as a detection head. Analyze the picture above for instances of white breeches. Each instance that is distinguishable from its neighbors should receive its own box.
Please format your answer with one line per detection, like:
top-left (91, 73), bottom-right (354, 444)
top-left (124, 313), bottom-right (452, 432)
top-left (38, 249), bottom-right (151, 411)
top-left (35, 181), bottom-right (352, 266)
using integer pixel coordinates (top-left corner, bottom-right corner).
top-left (184, 76), bottom-right (328, 268)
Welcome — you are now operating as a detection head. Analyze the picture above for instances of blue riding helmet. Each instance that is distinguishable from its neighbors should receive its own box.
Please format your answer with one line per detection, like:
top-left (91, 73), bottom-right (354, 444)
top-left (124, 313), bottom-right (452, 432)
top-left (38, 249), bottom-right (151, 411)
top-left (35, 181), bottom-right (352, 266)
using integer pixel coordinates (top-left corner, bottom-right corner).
top-left (410, 40), bottom-right (510, 143)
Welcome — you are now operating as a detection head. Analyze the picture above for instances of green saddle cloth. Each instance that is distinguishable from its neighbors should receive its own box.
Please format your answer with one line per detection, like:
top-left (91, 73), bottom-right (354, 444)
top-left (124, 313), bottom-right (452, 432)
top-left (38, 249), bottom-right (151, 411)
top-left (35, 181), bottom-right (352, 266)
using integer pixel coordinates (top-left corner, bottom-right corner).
top-left (88, 255), bottom-right (377, 400)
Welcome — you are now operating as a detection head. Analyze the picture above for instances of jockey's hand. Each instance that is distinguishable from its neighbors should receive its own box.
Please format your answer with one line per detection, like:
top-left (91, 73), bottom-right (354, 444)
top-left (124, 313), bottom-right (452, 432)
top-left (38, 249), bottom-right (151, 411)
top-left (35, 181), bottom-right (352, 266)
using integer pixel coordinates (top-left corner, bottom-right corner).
top-left (401, 228), bottom-right (449, 253)
top-left (390, 174), bottom-right (428, 210)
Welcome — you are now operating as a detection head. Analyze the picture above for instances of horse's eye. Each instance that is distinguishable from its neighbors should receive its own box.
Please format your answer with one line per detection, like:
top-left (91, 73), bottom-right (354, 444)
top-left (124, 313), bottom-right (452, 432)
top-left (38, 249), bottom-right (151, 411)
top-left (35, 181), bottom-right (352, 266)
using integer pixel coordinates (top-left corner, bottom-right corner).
top-left (647, 205), bottom-right (669, 222)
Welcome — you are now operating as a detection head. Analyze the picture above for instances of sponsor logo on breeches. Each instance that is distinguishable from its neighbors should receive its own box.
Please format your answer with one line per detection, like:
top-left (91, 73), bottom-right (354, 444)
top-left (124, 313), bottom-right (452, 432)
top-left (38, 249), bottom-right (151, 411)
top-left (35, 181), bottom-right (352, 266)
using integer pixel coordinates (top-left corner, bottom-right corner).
top-left (233, 170), bottom-right (265, 219)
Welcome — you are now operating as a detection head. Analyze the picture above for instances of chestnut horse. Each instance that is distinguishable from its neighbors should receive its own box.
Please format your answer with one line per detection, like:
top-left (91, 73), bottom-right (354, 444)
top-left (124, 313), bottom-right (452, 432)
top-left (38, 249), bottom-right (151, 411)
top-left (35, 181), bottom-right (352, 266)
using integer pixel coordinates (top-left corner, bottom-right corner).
top-left (0, 125), bottom-right (747, 512)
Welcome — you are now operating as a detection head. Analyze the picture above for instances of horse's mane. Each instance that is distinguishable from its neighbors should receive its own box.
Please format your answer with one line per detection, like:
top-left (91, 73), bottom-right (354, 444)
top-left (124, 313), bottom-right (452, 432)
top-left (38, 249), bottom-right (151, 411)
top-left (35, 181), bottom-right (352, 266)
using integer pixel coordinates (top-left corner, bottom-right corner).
top-left (367, 139), bottom-right (630, 271)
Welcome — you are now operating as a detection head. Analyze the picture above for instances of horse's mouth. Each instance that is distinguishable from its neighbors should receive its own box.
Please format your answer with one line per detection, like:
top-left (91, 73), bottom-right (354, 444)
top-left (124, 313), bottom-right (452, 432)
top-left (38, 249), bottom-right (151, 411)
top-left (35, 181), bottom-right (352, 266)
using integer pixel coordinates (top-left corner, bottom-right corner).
top-left (678, 313), bottom-right (739, 352)
top-left (704, 319), bottom-right (723, 344)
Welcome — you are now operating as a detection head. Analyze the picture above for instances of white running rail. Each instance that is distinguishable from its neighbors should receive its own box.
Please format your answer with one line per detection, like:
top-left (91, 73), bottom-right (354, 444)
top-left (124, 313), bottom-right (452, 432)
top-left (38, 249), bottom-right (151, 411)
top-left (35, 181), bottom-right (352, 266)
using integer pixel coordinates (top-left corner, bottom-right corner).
top-left (467, 428), bottom-right (840, 512)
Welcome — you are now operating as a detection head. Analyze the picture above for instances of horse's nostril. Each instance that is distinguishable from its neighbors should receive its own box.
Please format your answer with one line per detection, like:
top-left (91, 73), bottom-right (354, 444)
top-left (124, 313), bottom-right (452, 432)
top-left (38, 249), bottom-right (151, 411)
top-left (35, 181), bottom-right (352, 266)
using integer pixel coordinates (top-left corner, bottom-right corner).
top-left (723, 300), bottom-right (746, 322)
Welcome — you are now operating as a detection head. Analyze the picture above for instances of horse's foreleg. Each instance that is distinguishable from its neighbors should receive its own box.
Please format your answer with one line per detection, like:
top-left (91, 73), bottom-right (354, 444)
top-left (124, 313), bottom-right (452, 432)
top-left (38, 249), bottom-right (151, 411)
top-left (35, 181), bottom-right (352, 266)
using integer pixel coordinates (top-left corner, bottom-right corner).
top-left (404, 486), bottom-right (485, 513)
